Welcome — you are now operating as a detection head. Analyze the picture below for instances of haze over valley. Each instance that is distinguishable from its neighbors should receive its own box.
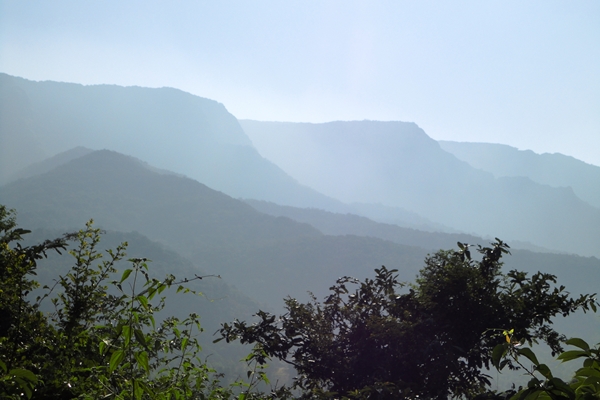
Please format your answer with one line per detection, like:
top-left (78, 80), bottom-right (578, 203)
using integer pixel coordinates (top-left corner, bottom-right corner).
top-left (2, 72), bottom-right (599, 308)
top-left (1, 3), bottom-right (599, 396)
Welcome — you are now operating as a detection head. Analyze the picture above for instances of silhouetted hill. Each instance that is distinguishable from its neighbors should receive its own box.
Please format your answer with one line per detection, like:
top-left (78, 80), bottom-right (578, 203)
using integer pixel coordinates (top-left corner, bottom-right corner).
top-left (0, 150), bottom-right (322, 256)
top-left (2, 146), bottom-right (95, 184)
top-left (2, 149), bottom-right (598, 342)
top-left (439, 141), bottom-right (600, 209)
top-left (0, 149), bottom-right (428, 308)
top-left (241, 120), bottom-right (600, 257)
top-left (0, 73), bottom-right (347, 211)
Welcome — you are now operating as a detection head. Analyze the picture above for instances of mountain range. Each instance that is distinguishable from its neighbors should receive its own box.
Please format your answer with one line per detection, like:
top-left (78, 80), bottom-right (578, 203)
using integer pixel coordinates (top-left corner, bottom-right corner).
top-left (0, 73), bottom-right (344, 211)
top-left (1, 73), bottom-right (599, 360)
top-left (241, 120), bottom-right (600, 257)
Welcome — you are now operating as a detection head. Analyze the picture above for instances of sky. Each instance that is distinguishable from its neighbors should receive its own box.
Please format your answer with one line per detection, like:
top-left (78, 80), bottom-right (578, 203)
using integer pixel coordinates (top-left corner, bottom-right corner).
top-left (1, 1), bottom-right (599, 166)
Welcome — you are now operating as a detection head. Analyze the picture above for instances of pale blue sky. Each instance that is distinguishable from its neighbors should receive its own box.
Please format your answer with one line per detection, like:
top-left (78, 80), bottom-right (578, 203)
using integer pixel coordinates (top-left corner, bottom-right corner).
top-left (1, 1), bottom-right (599, 165)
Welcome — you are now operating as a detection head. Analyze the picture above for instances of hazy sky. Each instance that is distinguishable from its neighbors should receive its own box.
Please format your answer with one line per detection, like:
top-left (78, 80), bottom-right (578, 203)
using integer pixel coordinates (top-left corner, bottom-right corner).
top-left (1, 1), bottom-right (599, 166)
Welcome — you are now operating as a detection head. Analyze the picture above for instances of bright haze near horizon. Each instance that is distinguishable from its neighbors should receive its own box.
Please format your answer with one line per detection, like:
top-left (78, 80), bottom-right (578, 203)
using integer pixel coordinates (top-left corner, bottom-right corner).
top-left (1, 1), bottom-right (599, 166)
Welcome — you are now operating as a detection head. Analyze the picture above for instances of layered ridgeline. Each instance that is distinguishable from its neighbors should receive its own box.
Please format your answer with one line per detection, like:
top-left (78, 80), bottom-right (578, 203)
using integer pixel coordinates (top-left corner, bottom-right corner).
top-left (241, 120), bottom-right (600, 257)
top-left (0, 73), bottom-right (344, 211)
top-left (439, 141), bottom-right (600, 209)
top-left (2, 149), bottom-right (598, 344)
top-left (0, 149), bottom-right (429, 308)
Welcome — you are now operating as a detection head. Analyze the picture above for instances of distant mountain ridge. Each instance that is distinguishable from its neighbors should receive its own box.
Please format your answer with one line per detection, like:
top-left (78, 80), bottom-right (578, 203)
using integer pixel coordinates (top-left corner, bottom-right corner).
top-left (0, 149), bottom-right (430, 307)
top-left (0, 149), bottom-right (322, 255)
top-left (244, 199), bottom-right (556, 254)
top-left (241, 120), bottom-right (600, 257)
top-left (439, 141), bottom-right (600, 209)
top-left (2, 73), bottom-right (598, 257)
top-left (0, 73), bottom-right (346, 211)
top-left (2, 149), bottom-right (598, 339)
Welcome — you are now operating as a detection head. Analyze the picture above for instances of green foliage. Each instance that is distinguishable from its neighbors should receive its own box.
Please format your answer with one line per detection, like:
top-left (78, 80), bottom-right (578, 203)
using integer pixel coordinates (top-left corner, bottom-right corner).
top-left (220, 239), bottom-right (597, 399)
top-left (492, 332), bottom-right (600, 399)
top-left (0, 205), bottom-right (279, 399)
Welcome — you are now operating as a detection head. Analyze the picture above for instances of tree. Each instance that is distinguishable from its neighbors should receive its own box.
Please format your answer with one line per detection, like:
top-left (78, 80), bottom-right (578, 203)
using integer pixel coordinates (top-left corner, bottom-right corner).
top-left (220, 240), bottom-right (597, 399)
top-left (0, 205), bottom-right (282, 399)
top-left (491, 331), bottom-right (600, 399)
top-left (0, 205), bottom-right (70, 398)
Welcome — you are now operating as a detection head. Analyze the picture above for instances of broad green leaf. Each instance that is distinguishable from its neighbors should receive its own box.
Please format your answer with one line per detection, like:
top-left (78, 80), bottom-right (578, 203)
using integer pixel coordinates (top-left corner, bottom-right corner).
top-left (517, 347), bottom-right (540, 366)
top-left (122, 325), bottom-right (131, 347)
top-left (134, 351), bottom-right (150, 374)
top-left (119, 269), bottom-right (133, 284)
top-left (492, 343), bottom-right (508, 369)
top-left (535, 363), bottom-right (553, 379)
top-left (137, 294), bottom-right (148, 308)
top-left (566, 337), bottom-right (590, 351)
top-left (134, 379), bottom-right (143, 400)
top-left (581, 376), bottom-right (600, 390)
top-left (557, 350), bottom-right (588, 362)
top-left (10, 368), bottom-right (38, 383)
top-left (576, 367), bottom-right (600, 378)
top-left (181, 337), bottom-right (189, 352)
top-left (13, 377), bottom-right (33, 399)
top-left (109, 349), bottom-right (125, 373)
top-left (523, 389), bottom-right (543, 400)
top-left (548, 377), bottom-right (575, 396)
top-left (134, 328), bottom-right (147, 349)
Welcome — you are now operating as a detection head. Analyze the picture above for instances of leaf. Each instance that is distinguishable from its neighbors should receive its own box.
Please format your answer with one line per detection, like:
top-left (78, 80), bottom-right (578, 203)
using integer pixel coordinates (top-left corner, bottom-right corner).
top-left (492, 343), bottom-right (508, 369)
top-left (547, 377), bottom-right (575, 397)
top-left (134, 329), bottom-right (148, 349)
top-left (181, 337), bottom-right (189, 352)
top-left (109, 349), bottom-right (125, 373)
top-left (133, 379), bottom-right (143, 400)
top-left (522, 389), bottom-right (543, 400)
top-left (576, 366), bottom-right (600, 378)
top-left (122, 325), bottom-right (132, 347)
top-left (10, 368), bottom-right (38, 383)
top-left (134, 351), bottom-right (150, 374)
top-left (137, 294), bottom-right (148, 309)
top-left (557, 350), bottom-right (588, 362)
top-left (517, 347), bottom-right (540, 366)
top-left (119, 269), bottom-right (133, 284)
top-left (581, 376), bottom-right (600, 387)
top-left (566, 337), bottom-right (590, 351)
top-left (13, 377), bottom-right (33, 399)
top-left (535, 364), bottom-right (553, 379)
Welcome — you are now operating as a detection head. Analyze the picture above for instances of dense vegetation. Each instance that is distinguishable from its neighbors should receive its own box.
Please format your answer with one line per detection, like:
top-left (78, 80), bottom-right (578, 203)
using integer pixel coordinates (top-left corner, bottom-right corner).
top-left (0, 205), bottom-right (282, 399)
top-left (220, 241), bottom-right (598, 399)
top-left (1, 204), bottom-right (599, 399)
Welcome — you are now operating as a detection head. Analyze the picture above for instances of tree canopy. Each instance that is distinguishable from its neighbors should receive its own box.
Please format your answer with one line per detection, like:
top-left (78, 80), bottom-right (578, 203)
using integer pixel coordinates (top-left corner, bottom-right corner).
top-left (220, 240), bottom-right (598, 399)
top-left (1, 202), bottom-right (598, 399)
top-left (0, 205), bottom-right (280, 399)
